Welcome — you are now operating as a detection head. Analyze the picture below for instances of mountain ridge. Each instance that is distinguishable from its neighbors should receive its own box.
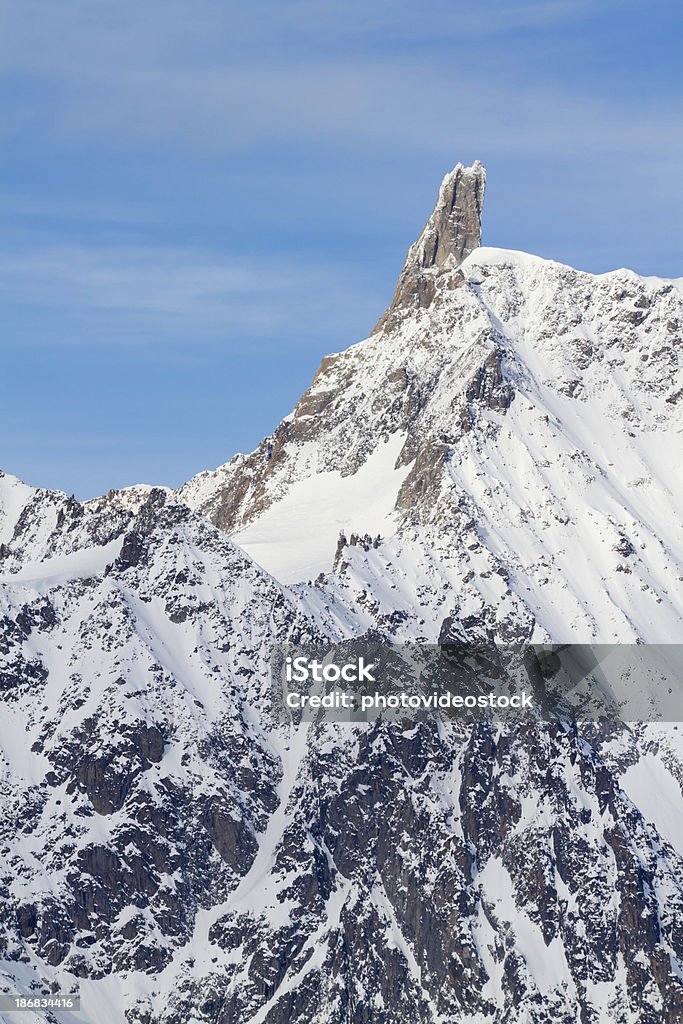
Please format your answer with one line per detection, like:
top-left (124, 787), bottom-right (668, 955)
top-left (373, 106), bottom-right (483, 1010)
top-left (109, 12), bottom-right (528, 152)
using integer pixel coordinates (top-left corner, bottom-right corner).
top-left (1, 163), bottom-right (683, 1023)
top-left (177, 239), bottom-right (683, 642)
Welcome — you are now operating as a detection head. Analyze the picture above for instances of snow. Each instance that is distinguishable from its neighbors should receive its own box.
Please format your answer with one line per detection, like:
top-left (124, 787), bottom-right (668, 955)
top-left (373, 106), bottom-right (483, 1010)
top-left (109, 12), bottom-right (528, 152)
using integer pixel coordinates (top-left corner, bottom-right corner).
top-left (620, 753), bottom-right (683, 854)
top-left (233, 433), bottom-right (412, 584)
top-left (463, 246), bottom-right (566, 274)
top-left (462, 244), bottom-right (680, 289)
top-left (188, 721), bottom-right (310, 952)
top-left (0, 473), bottom-right (36, 546)
top-left (76, 977), bottom-right (128, 1024)
top-left (477, 857), bottom-right (572, 993)
top-left (2, 229), bottom-right (683, 1022)
top-left (370, 881), bottom-right (443, 1021)
top-left (175, 238), bottom-right (683, 644)
top-left (0, 539), bottom-right (121, 586)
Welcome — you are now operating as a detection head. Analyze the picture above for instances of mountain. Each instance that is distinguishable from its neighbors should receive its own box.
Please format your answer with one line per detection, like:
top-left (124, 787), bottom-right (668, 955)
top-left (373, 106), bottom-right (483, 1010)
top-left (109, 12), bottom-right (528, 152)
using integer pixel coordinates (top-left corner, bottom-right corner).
top-left (180, 165), bottom-right (683, 642)
top-left (1, 163), bottom-right (683, 1024)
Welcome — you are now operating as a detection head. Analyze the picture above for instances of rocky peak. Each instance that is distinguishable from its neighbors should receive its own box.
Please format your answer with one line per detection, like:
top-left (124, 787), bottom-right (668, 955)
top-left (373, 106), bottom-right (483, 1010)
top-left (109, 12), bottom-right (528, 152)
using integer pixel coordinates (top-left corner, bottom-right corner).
top-left (374, 159), bottom-right (486, 331)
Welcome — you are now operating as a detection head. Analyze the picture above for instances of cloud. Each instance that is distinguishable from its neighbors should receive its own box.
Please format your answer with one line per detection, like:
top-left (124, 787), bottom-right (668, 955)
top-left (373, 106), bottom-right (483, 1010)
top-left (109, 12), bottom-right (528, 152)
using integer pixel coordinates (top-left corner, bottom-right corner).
top-left (1, 0), bottom-right (678, 163)
top-left (1, 0), bottom-right (681, 350)
top-left (1, 54), bottom-right (678, 170)
top-left (0, 241), bottom-right (381, 349)
top-left (0, 193), bottom-right (155, 225)
top-left (0, 0), bottom-right (624, 79)
top-left (34, 65), bottom-right (683, 172)
top-left (277, 0), bottom-right (618, 39)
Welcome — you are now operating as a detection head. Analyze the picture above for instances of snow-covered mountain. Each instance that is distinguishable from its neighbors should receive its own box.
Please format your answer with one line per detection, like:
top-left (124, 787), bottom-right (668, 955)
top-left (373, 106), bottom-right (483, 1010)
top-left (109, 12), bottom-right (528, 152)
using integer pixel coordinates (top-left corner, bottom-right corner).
top-left (1, 163), bottom-right (683, 1023)
top-left (180, 162), bottom-right (683, 641)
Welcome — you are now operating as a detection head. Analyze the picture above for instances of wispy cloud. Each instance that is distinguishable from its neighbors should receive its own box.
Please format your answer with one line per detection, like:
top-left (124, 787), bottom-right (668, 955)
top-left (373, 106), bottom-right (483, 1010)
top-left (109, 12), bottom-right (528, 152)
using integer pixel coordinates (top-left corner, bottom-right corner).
top-left (1, 55), bottom-right (678, 173)
top-left (0, 242), bottom-right (381, 349)
top-left (0, 0), bottom-right (636, 73)
top-left (1, 0), bottom-right (680, 498)
top-left (277, 0), bottom-right (622, 39)
top-left (1, 0), bottom-right (677, 161)
top-left (0, 193), bottom-right (156, 225)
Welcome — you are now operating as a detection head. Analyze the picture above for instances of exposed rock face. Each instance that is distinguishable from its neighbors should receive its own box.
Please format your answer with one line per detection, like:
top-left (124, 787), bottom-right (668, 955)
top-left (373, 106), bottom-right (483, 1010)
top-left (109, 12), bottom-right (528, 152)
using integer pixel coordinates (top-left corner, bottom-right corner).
top-left (179, 246), bottom-right (683, 641)
top-left (374, 160), bottom-right (486, 331)
top-left (0, 470), bottom-right (135, 574)
top-left (0, 494), bottom-right (325, 988)
top-left (2, 164), bottom-right (683, 1023)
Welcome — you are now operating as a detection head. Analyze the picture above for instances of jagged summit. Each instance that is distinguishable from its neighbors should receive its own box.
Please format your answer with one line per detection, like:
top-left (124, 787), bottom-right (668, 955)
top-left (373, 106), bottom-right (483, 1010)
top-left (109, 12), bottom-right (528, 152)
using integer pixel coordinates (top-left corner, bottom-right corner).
top-left (374, 159), bottom-right (486, 331)
top-left (3, 163), bottom-right (683, 1024)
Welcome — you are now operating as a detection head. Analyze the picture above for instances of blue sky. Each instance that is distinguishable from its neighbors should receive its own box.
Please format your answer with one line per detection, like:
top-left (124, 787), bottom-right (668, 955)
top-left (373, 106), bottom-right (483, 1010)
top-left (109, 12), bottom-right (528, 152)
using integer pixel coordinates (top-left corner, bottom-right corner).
top-left (1, 0), bottom-right (682, 497)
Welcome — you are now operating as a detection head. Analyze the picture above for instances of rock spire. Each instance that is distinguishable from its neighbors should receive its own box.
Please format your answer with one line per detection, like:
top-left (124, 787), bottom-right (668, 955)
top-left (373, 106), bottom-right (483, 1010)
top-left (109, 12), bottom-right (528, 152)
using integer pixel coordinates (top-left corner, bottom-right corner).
top-left (374, 160), bottom-right (486, 331)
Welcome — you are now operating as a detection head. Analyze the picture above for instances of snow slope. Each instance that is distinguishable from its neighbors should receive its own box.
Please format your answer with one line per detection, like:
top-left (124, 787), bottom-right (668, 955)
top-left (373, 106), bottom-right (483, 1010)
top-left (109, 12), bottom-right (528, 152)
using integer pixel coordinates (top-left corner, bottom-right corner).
top-left (232, 433), bottom-right (412, 583)
top-left (181, 245), bottom-right (683, 644)
top-left (2, 165), bottom-right (683, 1023)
